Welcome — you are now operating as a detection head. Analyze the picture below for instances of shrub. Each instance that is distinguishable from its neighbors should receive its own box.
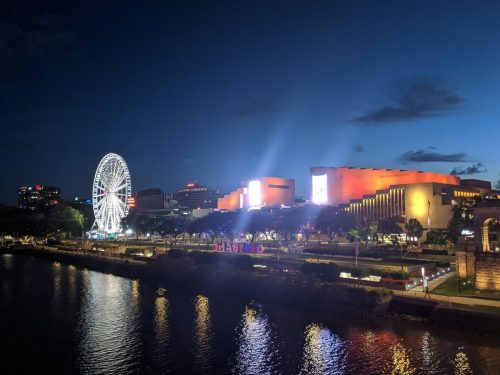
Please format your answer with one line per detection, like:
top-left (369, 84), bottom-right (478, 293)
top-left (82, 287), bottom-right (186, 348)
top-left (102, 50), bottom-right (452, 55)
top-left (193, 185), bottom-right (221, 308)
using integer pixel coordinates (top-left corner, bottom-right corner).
top-left (381, 270), bottom-right (410, 280)
top-left (190, 251), bottom-right (221, 265)
top-left (350, 268), bottom-right (367, 278)
top-left (301, 262), bottom-right (340, 282)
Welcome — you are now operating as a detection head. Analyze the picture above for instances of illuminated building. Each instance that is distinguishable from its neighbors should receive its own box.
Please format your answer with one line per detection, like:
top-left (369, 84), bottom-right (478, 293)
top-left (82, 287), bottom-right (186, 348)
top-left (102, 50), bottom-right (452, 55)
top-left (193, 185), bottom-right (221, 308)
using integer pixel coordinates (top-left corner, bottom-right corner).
top-left (218, 176), bottom-right (295, 211)
top-left (310, 167), bottom-right (500, 230)
top-left (132, 188), bottom-right (193, 217)
top-left (17, 184), bottom-right (60, 210)
top-left (173, 182), bottom-right (218, 209)
top-left (342, 181), bottom-right (500, 230)
top-left (310, 167), bottom-right (459, 205)
top-left (134, 188), bottom-right (176, 211)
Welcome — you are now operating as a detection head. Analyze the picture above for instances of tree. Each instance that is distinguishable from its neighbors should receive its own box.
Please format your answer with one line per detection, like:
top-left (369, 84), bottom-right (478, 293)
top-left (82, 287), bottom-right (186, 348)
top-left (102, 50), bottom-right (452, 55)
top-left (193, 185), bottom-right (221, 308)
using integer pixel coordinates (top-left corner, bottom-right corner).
top-left (315, 206), bottom-right (356, 243)
top-left (348, 222), bottom-right (377, 249)
top-left (405, 218), bottom-right (423, 245)
top-left (188, 211), bottom-right (240, 244)
top-left (447, 205), bottom-right (473, 244)
top-left (244, 210), bottom-right (269, 244)
top-left (121, 213), bottom-right (153, 239)
top-left (424, 230), bottom-right (448, 247)
top-left (377, 216), bottom-right (403, 245)
top-left (46, 204), bottom-right (84, 237)
top-left (188, 212), bottom-right (220, 243)
top-left (273, 210), bottom-right (299, 248)
top-left (155, 216), bottom-right (188, 244)
top-left (287, 205), bottom-right (321, 243)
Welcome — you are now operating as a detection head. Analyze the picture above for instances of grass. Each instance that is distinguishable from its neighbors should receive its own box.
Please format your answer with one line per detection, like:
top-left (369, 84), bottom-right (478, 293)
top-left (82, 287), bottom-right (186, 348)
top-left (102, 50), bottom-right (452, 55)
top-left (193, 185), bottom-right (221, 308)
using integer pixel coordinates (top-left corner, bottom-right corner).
top-left (432, 275), bottom-right (500, 299)
top-left (447, 302), bottom-right (500, 316)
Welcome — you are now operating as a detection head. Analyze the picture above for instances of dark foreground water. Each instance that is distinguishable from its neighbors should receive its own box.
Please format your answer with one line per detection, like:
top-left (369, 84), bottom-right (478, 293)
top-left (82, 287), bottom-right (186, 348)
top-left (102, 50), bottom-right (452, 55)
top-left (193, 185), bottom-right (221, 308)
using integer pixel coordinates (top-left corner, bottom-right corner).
top-left (1, 254), bottom-right (499, 374)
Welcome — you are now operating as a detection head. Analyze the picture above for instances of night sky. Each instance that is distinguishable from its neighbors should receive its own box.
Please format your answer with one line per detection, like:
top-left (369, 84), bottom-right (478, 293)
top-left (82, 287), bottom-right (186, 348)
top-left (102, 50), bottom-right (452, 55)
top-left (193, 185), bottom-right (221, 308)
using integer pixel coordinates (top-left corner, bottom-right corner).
top-left (2, 0), bottom-right (500, 204)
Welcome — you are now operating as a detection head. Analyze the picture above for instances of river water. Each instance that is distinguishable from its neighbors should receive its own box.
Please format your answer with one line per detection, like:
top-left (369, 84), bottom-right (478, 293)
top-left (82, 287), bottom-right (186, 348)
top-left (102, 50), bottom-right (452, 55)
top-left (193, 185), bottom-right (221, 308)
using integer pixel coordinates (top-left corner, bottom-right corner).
top-left (0, 254), bottom-right (498, 374)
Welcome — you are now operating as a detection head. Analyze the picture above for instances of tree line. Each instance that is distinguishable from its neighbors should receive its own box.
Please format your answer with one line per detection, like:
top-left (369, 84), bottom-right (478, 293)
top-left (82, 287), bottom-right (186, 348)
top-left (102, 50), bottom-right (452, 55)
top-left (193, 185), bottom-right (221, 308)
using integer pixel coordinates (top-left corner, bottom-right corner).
top-left (121, 205), bottom-right (428, 247)
top-left (0, 203), bottom-right (89, 238)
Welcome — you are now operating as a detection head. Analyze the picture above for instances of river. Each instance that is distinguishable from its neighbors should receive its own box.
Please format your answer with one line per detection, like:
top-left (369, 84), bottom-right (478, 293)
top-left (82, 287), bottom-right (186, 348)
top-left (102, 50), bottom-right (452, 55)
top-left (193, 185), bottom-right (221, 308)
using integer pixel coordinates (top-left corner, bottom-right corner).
top-left (0, 254), bottom-right (498, 374)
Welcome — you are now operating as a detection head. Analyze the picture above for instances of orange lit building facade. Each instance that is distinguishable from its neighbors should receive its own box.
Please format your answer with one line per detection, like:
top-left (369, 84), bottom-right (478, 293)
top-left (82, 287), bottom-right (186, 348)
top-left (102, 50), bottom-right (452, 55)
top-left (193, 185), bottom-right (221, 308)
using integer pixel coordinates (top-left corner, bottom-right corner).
top-left (218, 176), bottom-right (295, 211)
top-left (311, 167), bottom-right (499, 230)
top-left (310, 167), bottom-right (460, 205)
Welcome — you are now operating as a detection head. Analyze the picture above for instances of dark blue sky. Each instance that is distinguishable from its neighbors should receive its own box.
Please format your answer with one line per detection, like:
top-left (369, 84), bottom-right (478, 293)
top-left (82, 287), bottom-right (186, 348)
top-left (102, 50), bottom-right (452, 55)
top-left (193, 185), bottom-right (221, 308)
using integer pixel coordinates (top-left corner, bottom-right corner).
top-left (1, 0), bottom-right (500, 204)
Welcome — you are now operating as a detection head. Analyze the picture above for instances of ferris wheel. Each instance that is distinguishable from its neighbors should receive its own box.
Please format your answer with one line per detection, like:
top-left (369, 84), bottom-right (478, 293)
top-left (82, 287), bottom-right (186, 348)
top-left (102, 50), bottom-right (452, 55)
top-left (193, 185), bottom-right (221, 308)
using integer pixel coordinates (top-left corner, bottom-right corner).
top-left (92, 153), bottom-right (132, 234)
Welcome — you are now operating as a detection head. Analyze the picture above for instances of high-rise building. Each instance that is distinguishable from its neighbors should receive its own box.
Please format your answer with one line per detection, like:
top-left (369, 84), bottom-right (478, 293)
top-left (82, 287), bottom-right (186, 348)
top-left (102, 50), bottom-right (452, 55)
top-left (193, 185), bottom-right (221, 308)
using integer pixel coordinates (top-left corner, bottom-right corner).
top-left (174, 182), bottom-right (218, 209)
top-left (17, 184), bottom-right (60, 210)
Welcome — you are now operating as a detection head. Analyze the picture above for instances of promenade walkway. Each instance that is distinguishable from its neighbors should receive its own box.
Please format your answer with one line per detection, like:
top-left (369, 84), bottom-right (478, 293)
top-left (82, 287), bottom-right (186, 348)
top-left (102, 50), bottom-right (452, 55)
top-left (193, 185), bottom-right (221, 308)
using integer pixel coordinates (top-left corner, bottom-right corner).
top-left (404, 272), bottom-right (500, 309)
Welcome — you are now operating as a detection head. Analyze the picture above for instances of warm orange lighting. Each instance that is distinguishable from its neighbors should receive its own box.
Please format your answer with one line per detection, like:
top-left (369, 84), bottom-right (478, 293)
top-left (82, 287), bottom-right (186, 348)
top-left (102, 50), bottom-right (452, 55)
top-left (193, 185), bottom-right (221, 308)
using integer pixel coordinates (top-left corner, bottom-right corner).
top-left (310, 167), bottom-right (459, 205)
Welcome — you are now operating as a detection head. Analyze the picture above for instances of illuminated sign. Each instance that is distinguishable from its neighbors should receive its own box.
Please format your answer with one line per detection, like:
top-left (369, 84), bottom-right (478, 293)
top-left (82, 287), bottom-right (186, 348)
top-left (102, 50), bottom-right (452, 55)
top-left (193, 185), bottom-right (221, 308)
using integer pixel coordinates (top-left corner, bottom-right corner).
top-left (248, 180), bottom-right (262, 208)
top-left (312, 174), bottom-right (328, 204)
top-left (127, 197), bottom-right (136, 208)
top-left (187, 183), bottom-right (195, 188)
top-left (214, 242), bottom-right (263, 254)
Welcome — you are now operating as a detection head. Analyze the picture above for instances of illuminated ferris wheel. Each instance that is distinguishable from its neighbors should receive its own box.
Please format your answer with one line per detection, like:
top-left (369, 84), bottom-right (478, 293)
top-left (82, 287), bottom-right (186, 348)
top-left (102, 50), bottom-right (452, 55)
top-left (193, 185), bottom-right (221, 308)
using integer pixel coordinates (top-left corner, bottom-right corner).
top-left (92, 153), bottom-right (132, 234)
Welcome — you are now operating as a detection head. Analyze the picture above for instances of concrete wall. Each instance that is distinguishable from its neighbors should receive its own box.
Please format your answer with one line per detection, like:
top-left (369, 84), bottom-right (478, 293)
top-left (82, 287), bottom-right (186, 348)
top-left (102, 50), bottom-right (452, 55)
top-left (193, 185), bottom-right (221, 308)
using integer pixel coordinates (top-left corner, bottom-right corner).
top-left (475, 253), bottom-right (500, 291)
top-left (456, 250), bottom-right (476, 279)
top-left (260, 176), bottom-right (295, 207)
top-left (405, 183), bottom-right (453, 230)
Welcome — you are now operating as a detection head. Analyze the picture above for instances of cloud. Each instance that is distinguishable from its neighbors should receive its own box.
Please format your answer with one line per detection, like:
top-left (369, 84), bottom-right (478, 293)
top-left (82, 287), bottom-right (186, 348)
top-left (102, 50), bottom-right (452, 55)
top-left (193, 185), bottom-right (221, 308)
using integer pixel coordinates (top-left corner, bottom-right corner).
top-left (226, 101), bottom-right (287, 117)
top-left (399, 149), bottom-right (467, 163)
top-left (450, 163), bottom-right (487, 176)
top-left (352, 78), bottom-right (463, 125)
top-left (353, 144), bottom-right (364, 153)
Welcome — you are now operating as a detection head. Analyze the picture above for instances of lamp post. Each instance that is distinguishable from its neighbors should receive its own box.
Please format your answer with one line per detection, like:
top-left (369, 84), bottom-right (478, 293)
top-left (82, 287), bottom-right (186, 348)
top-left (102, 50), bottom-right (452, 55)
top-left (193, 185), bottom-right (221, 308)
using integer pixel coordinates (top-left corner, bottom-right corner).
top-left (400, 239), bottom-right (404, 271)
top-left (421, 266), bottom-right (425, 292)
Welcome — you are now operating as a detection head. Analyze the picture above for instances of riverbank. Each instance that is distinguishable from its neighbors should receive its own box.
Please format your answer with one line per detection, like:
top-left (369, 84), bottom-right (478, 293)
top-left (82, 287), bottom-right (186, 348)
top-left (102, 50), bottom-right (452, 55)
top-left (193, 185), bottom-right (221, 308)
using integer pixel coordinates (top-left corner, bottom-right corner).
top-left (4, 246), bottom-right (500, 333)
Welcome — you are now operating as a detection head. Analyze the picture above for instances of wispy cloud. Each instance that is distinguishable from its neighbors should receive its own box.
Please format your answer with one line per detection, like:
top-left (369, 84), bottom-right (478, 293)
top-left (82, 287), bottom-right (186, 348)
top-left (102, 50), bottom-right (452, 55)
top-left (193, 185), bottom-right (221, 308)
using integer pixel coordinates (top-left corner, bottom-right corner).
top-left (226, 101), bottom-right (287, 117)
top-left (399, 149), bottom-right (467, 163)
top-left (352, 78), bottom-right (463, 125)
top-left (450, 163), bottom-right (486, 176)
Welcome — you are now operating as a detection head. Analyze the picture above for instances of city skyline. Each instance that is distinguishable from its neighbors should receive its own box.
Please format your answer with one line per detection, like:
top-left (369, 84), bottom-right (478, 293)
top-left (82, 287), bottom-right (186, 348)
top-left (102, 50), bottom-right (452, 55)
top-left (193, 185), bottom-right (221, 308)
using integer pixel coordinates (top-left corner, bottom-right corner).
top-left (2, 1), bottom-right (500, 204)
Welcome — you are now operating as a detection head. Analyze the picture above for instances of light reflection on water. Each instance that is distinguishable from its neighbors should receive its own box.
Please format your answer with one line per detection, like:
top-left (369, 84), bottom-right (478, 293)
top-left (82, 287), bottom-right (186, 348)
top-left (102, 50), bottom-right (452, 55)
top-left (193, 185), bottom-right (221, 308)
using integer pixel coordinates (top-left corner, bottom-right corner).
top-left (232, 305), bottom-right (280, 375)
top-left (0, 257), bottom-right (499, 374)
top-left (389, 341), bottom-right (416, 375)
top-left (77, 270), bottom-right (141, 374)
top-left (299, 323), bottom-right (346, 375)
top-left (0, 255), bottom-right (13, 307)
top-left (453, 347), bottom-right (472, 375)
top-left (194, 295), bottom-right (214, 373)
top-left (51, 261), bottom-right (62, 313)
top-left (67, 265), bottom-right (77, 307)
top-left (152, 290), bottom-right (170, 370)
